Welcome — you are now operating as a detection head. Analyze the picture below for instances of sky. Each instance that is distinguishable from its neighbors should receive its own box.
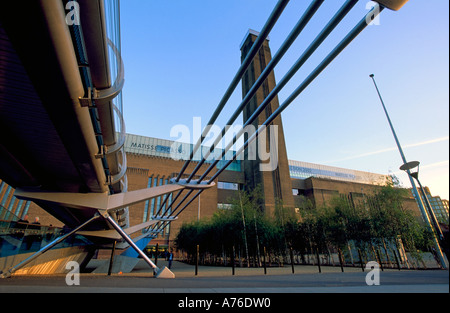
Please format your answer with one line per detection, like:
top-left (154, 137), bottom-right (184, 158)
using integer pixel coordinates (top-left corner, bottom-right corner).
top-left (119, 1), bottom-right (449, 200)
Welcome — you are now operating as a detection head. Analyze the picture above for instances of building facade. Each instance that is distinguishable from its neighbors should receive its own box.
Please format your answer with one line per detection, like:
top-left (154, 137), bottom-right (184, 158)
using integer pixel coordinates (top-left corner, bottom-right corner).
top-left (1, 132), bottom-right (428, 253)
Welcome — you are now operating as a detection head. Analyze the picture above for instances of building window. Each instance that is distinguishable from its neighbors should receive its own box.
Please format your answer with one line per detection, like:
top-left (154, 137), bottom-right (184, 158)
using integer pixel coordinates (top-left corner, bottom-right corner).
top-left (218, 203), bottom-right (233, 210)
top-left (218, 182), bottom-right (239, 191)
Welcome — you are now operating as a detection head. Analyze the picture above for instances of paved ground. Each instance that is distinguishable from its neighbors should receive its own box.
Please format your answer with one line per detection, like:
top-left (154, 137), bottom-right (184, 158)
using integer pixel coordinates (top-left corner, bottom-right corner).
top-left (0, 260), bottom-right (448, 294)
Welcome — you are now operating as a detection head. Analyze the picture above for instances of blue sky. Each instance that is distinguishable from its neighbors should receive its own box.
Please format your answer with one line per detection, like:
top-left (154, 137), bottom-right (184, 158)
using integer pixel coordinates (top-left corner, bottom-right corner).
top-left (119, 1), bottom-right (449, 199)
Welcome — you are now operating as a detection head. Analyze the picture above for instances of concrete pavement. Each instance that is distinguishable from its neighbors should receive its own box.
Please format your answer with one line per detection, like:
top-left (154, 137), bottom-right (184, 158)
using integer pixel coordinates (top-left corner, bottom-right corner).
top-left (0, 260), bottom-right (448, 293)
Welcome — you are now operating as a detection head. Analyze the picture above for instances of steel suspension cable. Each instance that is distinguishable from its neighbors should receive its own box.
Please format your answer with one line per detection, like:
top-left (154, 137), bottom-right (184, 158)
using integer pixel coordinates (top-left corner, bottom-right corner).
top-left (196, 0), bottom-right (359, 183)
top-left (151, 4), bottom-right (385, 232)
top-left (151, 0), bottom-right (359, 231)
top-left (185, 0), bottom-right (325, 183)
top-left (175, 0), bottom-right (290, 182)
top-left (208, 5), bottom-right (386, 185)
top-left (153, 0), bottom-right (291, 221)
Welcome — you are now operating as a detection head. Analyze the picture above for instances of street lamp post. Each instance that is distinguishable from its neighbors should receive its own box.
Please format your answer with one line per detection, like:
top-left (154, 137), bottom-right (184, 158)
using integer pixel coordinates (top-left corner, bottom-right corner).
top-left (400, 162), bottom-right (443, 239)
top-left (370, 74), bottom-right (448, 269)
top-left (400, 161), bottom-right (447, 268)
top-left (369, 74), bottom-right (427, 216)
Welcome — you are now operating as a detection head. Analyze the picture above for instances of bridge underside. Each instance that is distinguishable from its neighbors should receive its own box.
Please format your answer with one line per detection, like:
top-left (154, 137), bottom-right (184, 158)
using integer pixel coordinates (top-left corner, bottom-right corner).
top-left (0, 2), bottom-right (112, 230)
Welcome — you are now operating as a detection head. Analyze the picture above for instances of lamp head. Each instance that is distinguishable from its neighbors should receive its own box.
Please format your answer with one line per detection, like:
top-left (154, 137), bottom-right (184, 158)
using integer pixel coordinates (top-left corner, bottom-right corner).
top-left (400, 161), bottom-right (420, 172)
top-left (400, 161), bottom-right (420, 180)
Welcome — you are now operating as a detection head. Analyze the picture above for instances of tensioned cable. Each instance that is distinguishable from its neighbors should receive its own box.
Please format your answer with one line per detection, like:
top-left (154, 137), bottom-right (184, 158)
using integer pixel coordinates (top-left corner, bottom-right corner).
top-left (150, 0), bottom-right (329, 231)
top-left (154, 0), bottom-right (358, 224)
top-left (198, 0), bottom-right (359, 183)
top-left (211, 5), bottom-right (386, 182)
top-left (149, 0), bottom-right (314, 229)
top-left (152, 0), bottom-right (290, 221)
top-left (150, 3), bottom-right (385, 234)
top-left (154, 0), bottom-right (323, 221)
top-left (185, 0), bottom-right (326, 184)
top-left (175, 0), bottom-right (290, 183)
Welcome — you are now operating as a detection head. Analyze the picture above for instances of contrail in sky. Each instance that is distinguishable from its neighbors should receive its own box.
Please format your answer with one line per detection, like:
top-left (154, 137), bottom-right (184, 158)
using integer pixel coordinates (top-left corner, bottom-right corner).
top-left (323, 136), bottom-right (449, 164)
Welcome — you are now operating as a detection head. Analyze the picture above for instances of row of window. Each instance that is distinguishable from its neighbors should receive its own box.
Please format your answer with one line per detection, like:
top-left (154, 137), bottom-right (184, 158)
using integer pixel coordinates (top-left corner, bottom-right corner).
top-left (288, 161), bottom-right (389, 185)
top-left (217, 181), bottom-right (239, 191)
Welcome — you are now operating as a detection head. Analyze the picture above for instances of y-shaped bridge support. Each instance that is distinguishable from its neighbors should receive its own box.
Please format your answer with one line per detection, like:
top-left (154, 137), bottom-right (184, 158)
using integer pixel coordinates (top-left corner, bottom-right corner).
top-left (1, 180), bottom-right (214, 279)
top-left (99, 211), bottom-right (173, 278)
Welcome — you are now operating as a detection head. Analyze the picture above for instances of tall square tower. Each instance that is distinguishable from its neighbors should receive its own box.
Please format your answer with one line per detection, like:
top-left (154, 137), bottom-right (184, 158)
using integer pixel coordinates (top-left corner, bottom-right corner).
top-left (240, 30), bottom-right (294, 215)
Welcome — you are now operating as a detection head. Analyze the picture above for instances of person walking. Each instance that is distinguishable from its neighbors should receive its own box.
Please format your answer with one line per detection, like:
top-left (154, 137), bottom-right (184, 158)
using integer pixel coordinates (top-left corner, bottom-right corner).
top-left (168, 250), bottom-right (174, 269)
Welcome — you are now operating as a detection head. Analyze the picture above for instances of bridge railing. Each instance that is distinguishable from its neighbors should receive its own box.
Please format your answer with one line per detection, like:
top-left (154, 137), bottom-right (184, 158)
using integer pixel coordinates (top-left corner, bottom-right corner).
top-left (72, 0), bottom-right (128, 197)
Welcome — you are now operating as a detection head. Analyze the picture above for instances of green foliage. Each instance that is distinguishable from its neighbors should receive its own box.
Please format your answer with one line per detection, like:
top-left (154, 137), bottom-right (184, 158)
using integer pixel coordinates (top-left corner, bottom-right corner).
top-left (174, 184), bottom-right (433, 262)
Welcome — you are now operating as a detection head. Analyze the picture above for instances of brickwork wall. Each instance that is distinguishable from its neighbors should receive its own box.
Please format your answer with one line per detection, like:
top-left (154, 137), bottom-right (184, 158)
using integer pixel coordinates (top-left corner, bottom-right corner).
top-left (293, 177), bottom-right (422, 221)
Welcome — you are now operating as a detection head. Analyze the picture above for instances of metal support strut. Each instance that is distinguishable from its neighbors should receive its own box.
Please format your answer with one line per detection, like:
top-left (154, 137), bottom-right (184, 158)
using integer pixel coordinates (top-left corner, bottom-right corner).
top-left (103, 212), bottom-right (174, 278)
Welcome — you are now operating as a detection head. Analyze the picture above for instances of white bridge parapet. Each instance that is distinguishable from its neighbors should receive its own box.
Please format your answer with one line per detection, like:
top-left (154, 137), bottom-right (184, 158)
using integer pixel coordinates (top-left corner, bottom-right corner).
top-left (171, 178), bottom-right (215, 190)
